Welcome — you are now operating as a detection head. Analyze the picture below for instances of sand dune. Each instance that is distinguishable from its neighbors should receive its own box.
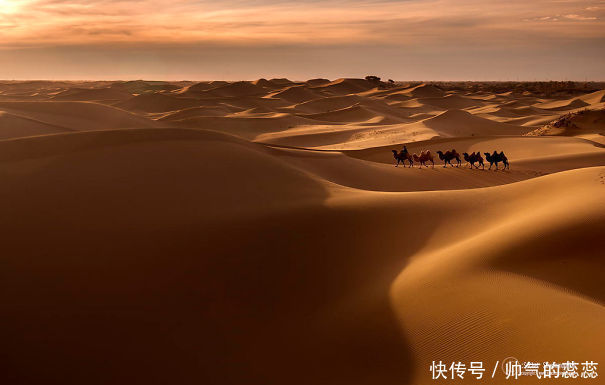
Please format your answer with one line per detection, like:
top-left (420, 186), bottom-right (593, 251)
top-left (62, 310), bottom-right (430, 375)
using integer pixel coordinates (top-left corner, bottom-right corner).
top-left (222, 96), bottom-right (291, 111)
top-left (0, 111), bottom-right (71, 139)
top-left (293, 95), bottom-right (362, 112)
top-left (402, 83), bottom-right (445, 98)
top-left (252, 78), bottom-right (274, 87)
top-left (199, 81), bottom-right (268, 98)
top-left (311, 78), bottom-right (377, 95)
top-left (167, 114), bottom-right (317, 139)
top-left (0, 101), bottom-right (156, 130)
top-left (116, 93), bottom-right (204, 113)
top-left (298, 105), bottom-right (392, 123)
top-left (1, 79), bottom-right (604, 385)
top-left (158, 105), bottom-right (238, 120)
top-left (110, 80), bottom-right (183, 93)
top-left (256, 124), bottom-right (373, 148)
top-left (52, 87), bottom-right (133, 102)
top-left (526, 108), bottom-right (605, 137)
top-left (533, 98), bottom-right (591, 110)
top-left (267, 85), bottom-right (324, 103)
top-left (389, 167), bottom-right (604, 385)
top-left (269, 78), bottom-right (295, 85)
top-left (577, 89), bottom-right (605, 104)
top-left (178, 80), bottom-right (230, 94)
top-left (423, 109), bottom-right (532, 137)
top-left (258, 110), bottom-right (538, 151)
top-left (306, 78), bottom-right (331, 86)
top-left (418, 94), bottom-right (485, 110)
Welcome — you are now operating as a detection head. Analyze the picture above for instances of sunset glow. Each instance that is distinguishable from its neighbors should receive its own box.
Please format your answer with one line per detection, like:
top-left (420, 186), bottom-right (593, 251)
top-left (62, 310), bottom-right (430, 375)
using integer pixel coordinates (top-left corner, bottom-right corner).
top-left (0, 0), bottom-right (603, 79)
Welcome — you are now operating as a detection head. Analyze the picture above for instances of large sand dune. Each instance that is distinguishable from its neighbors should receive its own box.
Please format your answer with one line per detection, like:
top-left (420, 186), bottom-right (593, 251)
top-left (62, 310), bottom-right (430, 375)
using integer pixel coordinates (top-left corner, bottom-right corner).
top-left (0, 79), bottom-right (603, 385)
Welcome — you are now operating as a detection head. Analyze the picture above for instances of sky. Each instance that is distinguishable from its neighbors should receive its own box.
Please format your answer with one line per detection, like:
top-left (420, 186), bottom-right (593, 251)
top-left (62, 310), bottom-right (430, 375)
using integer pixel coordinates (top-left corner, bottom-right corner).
top-left (0, 0), bottom-right (604, 80)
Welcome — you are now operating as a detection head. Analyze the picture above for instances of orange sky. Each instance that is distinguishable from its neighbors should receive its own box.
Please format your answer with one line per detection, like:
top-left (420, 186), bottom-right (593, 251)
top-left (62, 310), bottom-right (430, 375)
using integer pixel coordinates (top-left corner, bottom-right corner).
top-left (0, 0), bottom-right (604, 80)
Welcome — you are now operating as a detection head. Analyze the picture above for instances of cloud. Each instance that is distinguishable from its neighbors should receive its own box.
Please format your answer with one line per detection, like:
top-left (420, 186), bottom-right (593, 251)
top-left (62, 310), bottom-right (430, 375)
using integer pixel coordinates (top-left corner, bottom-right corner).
top-left (564, 14), bottom-right (598, 20)
top-left (0, 0), bottom-right (600, 47)
top-left (0, 0), bottom-right (603, 79)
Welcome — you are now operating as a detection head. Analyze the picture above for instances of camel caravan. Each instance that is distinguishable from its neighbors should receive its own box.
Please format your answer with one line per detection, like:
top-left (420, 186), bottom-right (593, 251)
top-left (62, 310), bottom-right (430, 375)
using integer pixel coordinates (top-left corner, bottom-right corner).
top-left (392, 146), bottom-right (509, 170)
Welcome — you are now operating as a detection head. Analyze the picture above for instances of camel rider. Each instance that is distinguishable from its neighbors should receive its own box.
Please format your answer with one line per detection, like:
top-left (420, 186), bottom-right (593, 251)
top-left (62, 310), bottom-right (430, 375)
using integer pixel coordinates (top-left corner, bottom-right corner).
top-left (401, 145), bottom-right (408, 156)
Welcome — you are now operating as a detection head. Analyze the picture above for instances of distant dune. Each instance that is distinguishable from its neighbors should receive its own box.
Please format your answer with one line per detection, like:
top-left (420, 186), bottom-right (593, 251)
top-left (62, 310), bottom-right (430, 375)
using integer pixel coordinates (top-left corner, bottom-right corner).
top-left (267, 85), bottom-right (324, 103)
top-left (423, 109), bottom-right (532, 136)
top-left (0, 110), bottom-right (71, 139)
top-left (0, 79), bottom-right (603, 385)
top-left (51, 86), bottom-right (133, 102)
top-left (116, 93), bottom-right (204, 113)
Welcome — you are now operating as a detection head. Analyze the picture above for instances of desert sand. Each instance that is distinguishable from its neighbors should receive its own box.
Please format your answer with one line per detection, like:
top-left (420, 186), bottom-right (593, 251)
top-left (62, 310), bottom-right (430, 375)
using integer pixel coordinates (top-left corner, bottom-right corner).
top-left (0, 79), bottom-right (603, 384)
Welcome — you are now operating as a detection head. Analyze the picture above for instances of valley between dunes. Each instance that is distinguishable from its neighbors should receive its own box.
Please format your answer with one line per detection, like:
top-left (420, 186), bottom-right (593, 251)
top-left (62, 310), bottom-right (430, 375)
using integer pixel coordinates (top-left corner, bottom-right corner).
top-left (0, 79), bottom-right (603, 384)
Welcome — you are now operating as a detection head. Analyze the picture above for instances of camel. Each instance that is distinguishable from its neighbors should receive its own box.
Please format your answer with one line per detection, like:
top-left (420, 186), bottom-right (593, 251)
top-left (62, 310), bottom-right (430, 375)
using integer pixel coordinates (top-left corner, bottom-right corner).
top-left (412, 150), bottom-right (434, 168)
top-left (484, 151), bottom-right (510, 170)
top-left (392, 149), bottom-right (413, 167)
top-left (436, 149), bottom-right (462, 168)
top-left (463, 152), bottom-right (485, 169)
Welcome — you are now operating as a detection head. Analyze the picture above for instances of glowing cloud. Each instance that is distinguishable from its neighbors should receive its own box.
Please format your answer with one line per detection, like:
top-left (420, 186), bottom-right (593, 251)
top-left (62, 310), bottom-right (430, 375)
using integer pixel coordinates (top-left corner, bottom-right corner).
top-left (0, 0), bottom-right (603, 79)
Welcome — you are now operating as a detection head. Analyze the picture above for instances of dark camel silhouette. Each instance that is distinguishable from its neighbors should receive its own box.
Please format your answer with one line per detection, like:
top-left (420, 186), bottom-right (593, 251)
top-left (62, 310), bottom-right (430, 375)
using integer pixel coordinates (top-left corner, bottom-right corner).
top-left (484, 151), bottom-right (509, 170)
top-left (463, 152), bottom-right (485, 169)
top-left (392, 149), bottom-right (413, 167)
top-left (436, 150), bottom-right (461, 168)
top-left (412, 150), bottom-right (434, 168)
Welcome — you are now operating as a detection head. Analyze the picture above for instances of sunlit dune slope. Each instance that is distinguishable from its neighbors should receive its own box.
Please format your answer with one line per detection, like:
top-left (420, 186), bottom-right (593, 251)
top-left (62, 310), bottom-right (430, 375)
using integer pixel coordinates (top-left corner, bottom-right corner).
top-left (0, 101), bottom-right (157, 130)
